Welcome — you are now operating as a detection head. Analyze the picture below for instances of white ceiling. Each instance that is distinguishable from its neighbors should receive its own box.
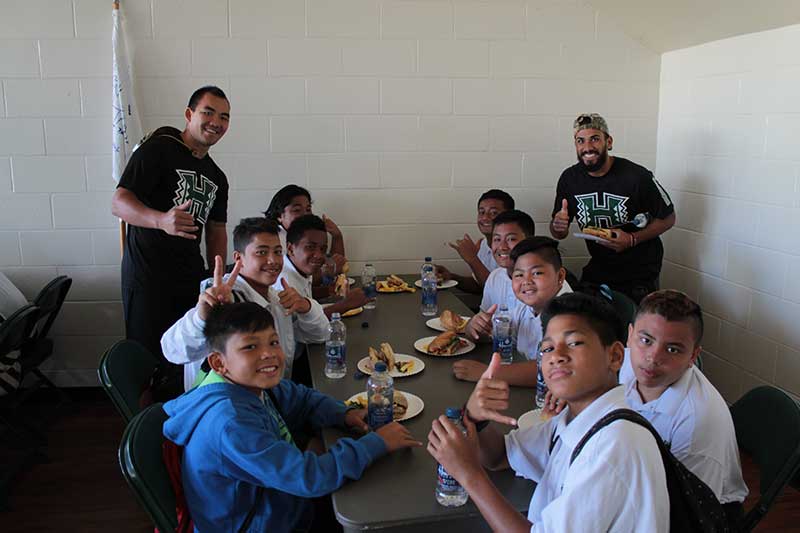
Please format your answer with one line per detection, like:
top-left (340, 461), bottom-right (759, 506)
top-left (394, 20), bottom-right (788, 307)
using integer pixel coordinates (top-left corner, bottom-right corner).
top-left (588, 0), bottom-right (800, 52)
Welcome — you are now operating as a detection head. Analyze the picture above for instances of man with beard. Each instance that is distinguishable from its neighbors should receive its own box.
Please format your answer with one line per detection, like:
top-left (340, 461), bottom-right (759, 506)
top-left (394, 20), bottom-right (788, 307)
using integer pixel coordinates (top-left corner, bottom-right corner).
top-left (112, 86), bottom-right (231, 397)
top-left (549, 114), bottom-right (675, 303)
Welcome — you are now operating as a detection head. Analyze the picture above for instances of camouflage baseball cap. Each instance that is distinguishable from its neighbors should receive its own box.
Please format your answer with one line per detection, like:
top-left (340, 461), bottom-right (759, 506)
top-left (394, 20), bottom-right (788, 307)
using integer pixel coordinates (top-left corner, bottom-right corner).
top-left (573, 113), bottom-right (609, 136)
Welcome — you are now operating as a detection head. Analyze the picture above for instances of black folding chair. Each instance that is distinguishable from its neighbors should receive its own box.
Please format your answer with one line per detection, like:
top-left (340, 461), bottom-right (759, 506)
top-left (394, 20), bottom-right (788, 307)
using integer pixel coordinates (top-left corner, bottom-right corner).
top-left (731, 386), bottom-right (800, 531)
top-left (15, 276), bottom-right (72, 405)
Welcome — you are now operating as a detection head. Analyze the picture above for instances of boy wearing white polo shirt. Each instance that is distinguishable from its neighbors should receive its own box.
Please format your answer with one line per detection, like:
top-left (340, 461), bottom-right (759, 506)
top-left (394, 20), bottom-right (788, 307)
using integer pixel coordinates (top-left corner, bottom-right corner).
top-left (464, 210), bottom-right (536, 343)
top-left (428, 292), bottom-right (668, 532)
top-left (453, 237), bottom-right (571, 385)
top-left (621, 290), bottom-right (747, 521)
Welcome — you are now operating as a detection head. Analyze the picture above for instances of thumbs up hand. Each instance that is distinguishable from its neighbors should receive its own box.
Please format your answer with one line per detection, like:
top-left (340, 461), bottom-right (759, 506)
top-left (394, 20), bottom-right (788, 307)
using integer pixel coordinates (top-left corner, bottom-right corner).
top-left (551, 198), bottom-right (571, 234)
top-left (464, 353), bottom-right (517, 427)
top-left (465, 303), bottom-right (497, 341)
top-left (158, 199), bottom-right (198, 239)
top-left (277, 278), bottom-right (312, 316)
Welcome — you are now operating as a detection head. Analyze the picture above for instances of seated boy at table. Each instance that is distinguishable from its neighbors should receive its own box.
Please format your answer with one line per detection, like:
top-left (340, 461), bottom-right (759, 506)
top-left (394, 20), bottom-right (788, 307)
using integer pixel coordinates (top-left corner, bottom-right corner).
top-left (275, 214), bottom-right (370, 319)
top-left (461, 210), bottom-right (535, 341)
top-left (428, 292), bottom-right (668, 532)
top-left (437, 189), bottom-right (515, 293)
top-left (264, 183), bottom-right (346, 259)
top-left (621, 289), bottom-right (748, 521)
top-left (161, 217), bottom-right (329, 390)
top-left (453, 237), bottom-right (572, 386)
top-left (163, 302), bottom-right (422, 532)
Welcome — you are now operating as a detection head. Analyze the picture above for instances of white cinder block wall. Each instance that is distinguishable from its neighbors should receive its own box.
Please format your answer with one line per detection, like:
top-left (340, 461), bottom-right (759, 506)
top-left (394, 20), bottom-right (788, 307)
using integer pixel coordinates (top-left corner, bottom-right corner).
top-left (657, 24), bottom-right (800, 403)
top-left (0, 0), bottom-right (659, 386)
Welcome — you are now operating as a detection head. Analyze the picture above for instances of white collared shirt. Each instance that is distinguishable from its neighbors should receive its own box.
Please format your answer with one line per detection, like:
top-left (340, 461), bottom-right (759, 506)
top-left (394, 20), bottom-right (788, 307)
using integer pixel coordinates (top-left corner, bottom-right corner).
top-left (480, 267), bottom-right (519, 313)
top-left (477, 238), bottom-right (498, 273)
top-left (273, 255), bottom-right (314, 300)
top-left (619, 350), bottom-right (748, 504)
top-left (506, 386), bottom-right (669, 532)
top-left (511, 281), bottom-right (573, 360)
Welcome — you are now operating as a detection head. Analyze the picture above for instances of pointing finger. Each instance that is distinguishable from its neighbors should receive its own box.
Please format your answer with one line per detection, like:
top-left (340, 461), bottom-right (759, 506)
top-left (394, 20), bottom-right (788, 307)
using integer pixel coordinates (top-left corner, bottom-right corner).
top-left (213, 256), bottom-right (224, 287)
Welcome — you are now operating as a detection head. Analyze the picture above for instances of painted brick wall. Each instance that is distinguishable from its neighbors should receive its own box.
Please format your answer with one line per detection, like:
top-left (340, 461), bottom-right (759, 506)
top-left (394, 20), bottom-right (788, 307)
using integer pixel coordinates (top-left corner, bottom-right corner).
top-left (657, 24), bottom-right (800, 403)
top-left (0, 0), bottom-right (659, 385)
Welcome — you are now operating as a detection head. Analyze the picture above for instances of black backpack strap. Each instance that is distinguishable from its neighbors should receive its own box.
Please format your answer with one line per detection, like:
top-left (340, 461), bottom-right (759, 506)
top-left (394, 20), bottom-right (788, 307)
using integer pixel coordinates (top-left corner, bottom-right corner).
top-left (265, 388), bottom-right (281, 417)
top-left (569, 408), bottom-right (664, 465)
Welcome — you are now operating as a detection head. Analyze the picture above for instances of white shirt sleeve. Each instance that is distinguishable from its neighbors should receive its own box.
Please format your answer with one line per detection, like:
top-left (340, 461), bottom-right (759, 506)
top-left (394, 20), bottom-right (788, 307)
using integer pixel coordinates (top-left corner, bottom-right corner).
top-left (505, 422), bottom-right (556, 483)
top-left (293, 298), bottom-right (330, 344)
top-left (160, 307), bottom-right (209, 365)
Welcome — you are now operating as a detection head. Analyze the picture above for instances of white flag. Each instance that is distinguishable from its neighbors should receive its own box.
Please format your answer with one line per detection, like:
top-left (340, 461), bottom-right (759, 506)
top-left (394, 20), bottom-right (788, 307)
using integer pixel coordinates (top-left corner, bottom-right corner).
top-left (112, 0), bottom-right (143, 183)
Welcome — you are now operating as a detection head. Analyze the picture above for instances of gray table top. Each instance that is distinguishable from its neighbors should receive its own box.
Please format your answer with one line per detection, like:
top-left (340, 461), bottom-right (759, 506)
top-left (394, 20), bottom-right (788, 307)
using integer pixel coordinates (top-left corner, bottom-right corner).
top-left (308, 278), bottom-right (536, 530)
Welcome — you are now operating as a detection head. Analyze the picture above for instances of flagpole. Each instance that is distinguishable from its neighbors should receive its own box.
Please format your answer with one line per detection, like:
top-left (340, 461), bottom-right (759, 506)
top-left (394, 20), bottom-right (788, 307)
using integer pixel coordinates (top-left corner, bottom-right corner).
top-left (112, 0), bottom-right (141, 258)
top-left (115, 1), bottom-right (124, 257)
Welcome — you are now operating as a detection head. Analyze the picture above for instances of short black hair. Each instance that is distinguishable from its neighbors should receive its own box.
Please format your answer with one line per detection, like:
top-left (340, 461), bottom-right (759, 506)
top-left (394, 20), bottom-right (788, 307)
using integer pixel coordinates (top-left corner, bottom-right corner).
top-left (286, 214), bottom-right (326, 245)
top-left (492, 209), bottom-right (535, 238)
top-left (233, 217), bottom-right (280, 253)
top-left (510, 236), bottom-right (562, 270)
top-left (635, 290), bottom-right (704, 345)
top-left (542, 292), bottom-right (625, 347)
top-left (203, 302), bottom-right (275, 353)
top-left (478, 189), bottom-right (515, 211)
top-left (187, 86), bottom-right (229, 111)
top-left (264, 184), bottom-right (312, 223)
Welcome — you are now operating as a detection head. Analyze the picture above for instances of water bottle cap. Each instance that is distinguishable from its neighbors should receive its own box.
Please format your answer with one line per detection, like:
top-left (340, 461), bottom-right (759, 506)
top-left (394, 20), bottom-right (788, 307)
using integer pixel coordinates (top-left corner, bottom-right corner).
top-left (374, 361), bottom-right (387, 372)
top-left (499, 304), bottom-right (508, 311)
top-left (424, 256), bottom-right (432, 262)
top-left (331, 312), bottom-right (341, 320)
top-left (445, 407), bottom-right (462, 419)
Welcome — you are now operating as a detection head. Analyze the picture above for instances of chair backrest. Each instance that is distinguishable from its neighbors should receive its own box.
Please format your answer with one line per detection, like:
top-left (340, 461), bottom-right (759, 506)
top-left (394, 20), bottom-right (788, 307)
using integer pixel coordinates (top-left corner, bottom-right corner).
top-left (98, 339), bottom-right (160, 423)
top-left (31, 276), bottom-right (72, 339)
top-left (0, 304), bottom-right (40, 354)
top-left (118, 403), bottom-right (178, 531)
top-left (731, 385), bottom-right (800, 531)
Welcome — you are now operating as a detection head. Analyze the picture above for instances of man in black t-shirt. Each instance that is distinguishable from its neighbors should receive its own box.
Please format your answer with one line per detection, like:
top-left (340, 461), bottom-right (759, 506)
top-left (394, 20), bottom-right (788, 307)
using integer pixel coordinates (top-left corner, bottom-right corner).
top-left (111, 86), bottom-right (230, 395)
top-left (549, 114), bottom-right (675, 303)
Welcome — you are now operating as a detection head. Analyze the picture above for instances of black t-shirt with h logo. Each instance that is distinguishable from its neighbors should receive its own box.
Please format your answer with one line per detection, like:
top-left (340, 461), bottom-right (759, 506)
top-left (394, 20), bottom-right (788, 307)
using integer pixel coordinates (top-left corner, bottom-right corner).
top-left (552, 157), bottom-right (674, 285)
top-left (118, 128), bottom-right (228, 290)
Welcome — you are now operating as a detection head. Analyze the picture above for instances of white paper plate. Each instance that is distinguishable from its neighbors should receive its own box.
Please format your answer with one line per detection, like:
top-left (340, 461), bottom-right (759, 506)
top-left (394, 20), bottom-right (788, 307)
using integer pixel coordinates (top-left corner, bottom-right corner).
top-left (573, 232), bottom-right (610, 243)
top-left (425, 315), bottom-right (471, 333)
top-left (348, 277), bottom-right (356, 285)
top-left (345, 391), bottom-right (424, 422)
top-left (356, 354), bottom-right (425, 378)
top-left (413, 335), bottom-right (475, 357)
top-left (516, 409), bottom-right (547, 430)
top-left (413, 279), bottom-right (458, 289)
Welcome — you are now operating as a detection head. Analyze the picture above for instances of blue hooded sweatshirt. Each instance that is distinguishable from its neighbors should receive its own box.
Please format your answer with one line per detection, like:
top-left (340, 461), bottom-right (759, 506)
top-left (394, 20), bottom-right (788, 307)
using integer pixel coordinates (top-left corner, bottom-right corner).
top-left (163, 377), bottom-right (387, 532)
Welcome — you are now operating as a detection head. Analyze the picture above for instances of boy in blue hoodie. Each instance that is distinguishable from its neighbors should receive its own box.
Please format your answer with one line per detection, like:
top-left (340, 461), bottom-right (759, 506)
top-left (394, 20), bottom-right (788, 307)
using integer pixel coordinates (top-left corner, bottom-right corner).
top-left (162, 302), bottom-right (421, 532)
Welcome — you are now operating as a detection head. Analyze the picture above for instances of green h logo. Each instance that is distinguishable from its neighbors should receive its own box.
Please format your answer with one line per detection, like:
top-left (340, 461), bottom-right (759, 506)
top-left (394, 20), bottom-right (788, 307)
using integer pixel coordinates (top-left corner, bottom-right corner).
top-left (575, 192), bottom-right (629, 229)
top-left (173, 169), bottom-right (218, 224)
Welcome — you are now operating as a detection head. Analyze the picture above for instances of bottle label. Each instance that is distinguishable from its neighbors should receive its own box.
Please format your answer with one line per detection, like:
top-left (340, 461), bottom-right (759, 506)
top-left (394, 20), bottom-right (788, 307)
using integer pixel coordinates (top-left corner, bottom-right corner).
top-left (364, 281), bottom-right (377, 298)
top-left (422, 288), bottom-right (437, 305)
top-left (368, 403), bottom-right (393, 429)
top-left (326, 344), bottom-right (346, 366)
top-left (437, 464), bottom-right (461, 491)
top-left (535, 365), bottom-right (548, 407)
top-left (492, 335), bottom-right (513, 357)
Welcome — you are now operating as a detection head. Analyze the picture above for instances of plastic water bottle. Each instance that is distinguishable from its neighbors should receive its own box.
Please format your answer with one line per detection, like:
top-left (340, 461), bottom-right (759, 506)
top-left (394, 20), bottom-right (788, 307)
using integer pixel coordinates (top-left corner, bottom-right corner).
top-left (324, 313), bottom-right (347, 379)
top-left (492, 304), bottom-right (514, 365)
top-left (367, 362), bottom-right (394, 430)
top-left (421, 257), bottom-right (438, 317)
top-left (435, 407), bottom-right (469, 507)
top-left (362, 263), bottom-right (377, 310)
top-left (535, 345), bottom-right (548, 408)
